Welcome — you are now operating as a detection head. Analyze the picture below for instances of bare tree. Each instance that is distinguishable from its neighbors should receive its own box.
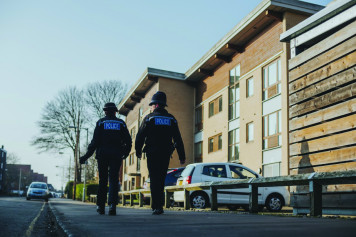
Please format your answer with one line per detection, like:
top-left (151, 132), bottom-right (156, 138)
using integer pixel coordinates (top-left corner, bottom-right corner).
top-left (85, 80), bottom-right (128, 119)
top-left (6, 153), bottom-right (21, 164)
top-left (32, 87), bottom-right (87, 199)
top-left (82, 80), bottom-right (128, 182)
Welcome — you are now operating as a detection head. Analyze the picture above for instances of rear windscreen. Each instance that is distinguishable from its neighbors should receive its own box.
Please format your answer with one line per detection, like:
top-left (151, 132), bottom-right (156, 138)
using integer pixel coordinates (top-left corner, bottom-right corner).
top-left (180, 165), bottom-right (195, 177)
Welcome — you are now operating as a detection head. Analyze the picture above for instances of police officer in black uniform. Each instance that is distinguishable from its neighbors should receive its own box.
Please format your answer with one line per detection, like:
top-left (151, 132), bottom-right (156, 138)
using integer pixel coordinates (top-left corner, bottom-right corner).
top-left (80, 102), bottom-right (131, 215)
top-left (135, 91), bottom-right (185, 215)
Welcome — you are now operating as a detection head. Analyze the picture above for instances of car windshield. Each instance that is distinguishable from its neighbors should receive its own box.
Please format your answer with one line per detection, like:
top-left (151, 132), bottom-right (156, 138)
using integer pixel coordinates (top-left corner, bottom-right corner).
top-left (31, 183), bottom-right (47, 189)
top-left (180, 165), bottom-right (195, 177)
top-left (229, 165), bottom-right (256, 179)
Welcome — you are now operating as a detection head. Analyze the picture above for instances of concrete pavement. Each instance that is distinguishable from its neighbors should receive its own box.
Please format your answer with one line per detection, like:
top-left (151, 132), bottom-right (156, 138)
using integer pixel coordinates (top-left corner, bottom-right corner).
top-left (49, 198), bottom-right (356, 237)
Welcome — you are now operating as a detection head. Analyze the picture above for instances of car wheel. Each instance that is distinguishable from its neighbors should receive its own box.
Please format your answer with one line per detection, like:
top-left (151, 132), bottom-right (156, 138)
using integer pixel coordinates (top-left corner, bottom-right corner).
top-left (266, 194), bottom-right (283, 212)
top-left (227, 205), bottom-right (239, 211)
top-left (190, 192), bottom-right (209, 209)
top-left (26, 197), bottom-right (30, 201)
top-left (45, 198), bottom-right (49, 202)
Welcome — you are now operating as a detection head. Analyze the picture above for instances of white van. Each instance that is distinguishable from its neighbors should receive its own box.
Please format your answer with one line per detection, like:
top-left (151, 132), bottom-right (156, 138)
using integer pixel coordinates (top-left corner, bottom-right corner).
top-left (174, 162), bottom-right (290, 211)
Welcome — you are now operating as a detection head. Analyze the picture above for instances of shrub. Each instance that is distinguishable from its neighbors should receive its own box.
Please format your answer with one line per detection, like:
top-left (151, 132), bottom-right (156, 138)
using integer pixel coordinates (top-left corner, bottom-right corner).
top-left (64, 181), bottom-right (74, 199)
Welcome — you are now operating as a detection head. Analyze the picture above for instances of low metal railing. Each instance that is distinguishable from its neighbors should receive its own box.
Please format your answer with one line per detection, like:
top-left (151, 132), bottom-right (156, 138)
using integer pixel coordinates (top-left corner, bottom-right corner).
top-left (100, 170), bottom-right (356, 216)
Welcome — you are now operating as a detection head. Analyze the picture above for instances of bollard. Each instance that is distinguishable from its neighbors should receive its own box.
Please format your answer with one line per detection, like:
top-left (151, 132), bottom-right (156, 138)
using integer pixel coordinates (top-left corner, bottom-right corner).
top-left (165, 190), bottom-right (173, 208)
top-left (249, 184), bottom-right (258, 213)
top-left (309, 180), bottom-right (322, 216)
top-left (139, 192), bottom-right (144, 207)
top-left (210, 186), bottom-right (218, 211)
top-left (184, 189), bottom-right (190, 210)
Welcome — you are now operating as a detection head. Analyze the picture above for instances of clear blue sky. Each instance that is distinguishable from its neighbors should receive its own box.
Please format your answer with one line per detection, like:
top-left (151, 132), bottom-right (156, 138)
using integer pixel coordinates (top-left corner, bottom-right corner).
top-left (0, 0), bottom-right (330, 190)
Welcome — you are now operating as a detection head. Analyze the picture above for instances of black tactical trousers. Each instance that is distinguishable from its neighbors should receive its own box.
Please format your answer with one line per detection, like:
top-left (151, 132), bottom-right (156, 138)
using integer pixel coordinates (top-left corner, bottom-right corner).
top-left (146, 151), bottom-right (170, 210)
top-left (97, 157), bottom-right (121, 207)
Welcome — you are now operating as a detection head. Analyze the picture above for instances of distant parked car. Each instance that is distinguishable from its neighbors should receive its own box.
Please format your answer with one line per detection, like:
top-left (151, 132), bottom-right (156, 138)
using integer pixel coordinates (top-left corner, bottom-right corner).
top-left (174, 162), bottom-right (290, 212)
top-left (26, 182), bottom-right (50, 202)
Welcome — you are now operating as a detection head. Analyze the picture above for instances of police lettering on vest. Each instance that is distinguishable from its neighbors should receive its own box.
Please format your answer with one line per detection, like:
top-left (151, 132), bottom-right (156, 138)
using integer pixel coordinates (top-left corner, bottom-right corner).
top-left (154, 117), bottom-right (171, 126)
top-left (104, 121), bottom-right (121, 130)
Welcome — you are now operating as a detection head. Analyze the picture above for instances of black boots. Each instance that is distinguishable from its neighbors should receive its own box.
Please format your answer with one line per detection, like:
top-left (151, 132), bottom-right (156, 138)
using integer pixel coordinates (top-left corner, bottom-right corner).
top-left (152, 208), bottom-right (164, 215)
top-left (97, 205), bottom-right (105, 215)
top-left (109, 204), bottom-right (116, 216)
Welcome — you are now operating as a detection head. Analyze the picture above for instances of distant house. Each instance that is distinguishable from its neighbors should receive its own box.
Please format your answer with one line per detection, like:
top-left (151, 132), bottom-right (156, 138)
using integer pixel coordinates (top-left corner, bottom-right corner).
top-left (0, 146), bottom-right (6, 194)
top-left (280, 0), bottom-right (356, 214)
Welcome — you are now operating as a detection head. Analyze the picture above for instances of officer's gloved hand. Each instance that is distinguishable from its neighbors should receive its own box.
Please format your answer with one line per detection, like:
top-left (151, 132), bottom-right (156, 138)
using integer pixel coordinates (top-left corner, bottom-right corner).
top-left (180, 159), bottom-right (185, 165)
top-left (79, 156), bottom-right (87, 165)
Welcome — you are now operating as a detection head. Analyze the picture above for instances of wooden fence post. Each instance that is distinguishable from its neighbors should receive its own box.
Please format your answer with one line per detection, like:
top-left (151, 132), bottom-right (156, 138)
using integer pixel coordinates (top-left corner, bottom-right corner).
top-left (184, 189), bottom-right (190, 210)
top-left (139, 192), bottom-right (144, 207)
top-left (122, 194), bottom-right (126, 206)
top-left (249, 184), bottom-right (258, 213)
top-left (210, 186), bottom-right (218, 211)
top-left (130, 193), bottom-right (134, 206)
top-left (165, 190), bottom-right (172, 208)
top-left (309, 180), bottom-right (322, 216)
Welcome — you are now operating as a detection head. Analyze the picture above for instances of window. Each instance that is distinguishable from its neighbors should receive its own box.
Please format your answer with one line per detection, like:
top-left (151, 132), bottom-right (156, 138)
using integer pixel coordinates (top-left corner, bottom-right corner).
top-left (247, 77), bottom-right (254, 97)
top-left (263, 59), bottom-right (281, 100)
top-left (263, 162), bottom-right (280, 177)
top-left (208, 133), bottom-right (222, 153)
top-left (247, 122), bottom-right (254, 142)
top-left (131, 178), bottom-right (135, 190)
top-left (202, 165), bottom-right (227, 178)
top-left (263, 110), bottom-right (282, 149)
top-left (228, 128), bottom-right (239, 161)
top-left (195, 106), bottom-right (203, 132)
top-left (229, 165), bottom-right (257, 179)
top-left (208, 137), bottom-right (214, 153)
top-left (194, 142), bottom-right (203, 163)
top-left (209, 96), bottom-right (222, 117)
top-left (130, 127), bottom-right (136, 140)
top-left (218, 135), bottom-right (222, 150)
top-left (138, 107), bottom-right (144, 126)
top-left (129, 153), bottom-right (135, 165)
top-left (137, 155), bottom-right (141, 171)
top-left (229, 65), bottom-right (240, 120)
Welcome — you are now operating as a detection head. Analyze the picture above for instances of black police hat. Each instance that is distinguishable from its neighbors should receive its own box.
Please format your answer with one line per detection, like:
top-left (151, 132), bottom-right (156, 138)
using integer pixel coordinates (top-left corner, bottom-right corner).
top-left (149, 91), bottom-right (167, 106)
top-left (103, 102), bottom-right (118, 112)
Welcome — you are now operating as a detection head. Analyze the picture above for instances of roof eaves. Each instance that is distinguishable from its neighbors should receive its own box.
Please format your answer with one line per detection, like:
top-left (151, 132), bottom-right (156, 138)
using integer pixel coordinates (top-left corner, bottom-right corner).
top-left (280, 0), bottom-right (353, 42)
top-left (185, 0), bottom-right (272, 79)
top-left (185, 0), bottom-right (323, 80)
top-left (118, 68), bottom-right (185, 112)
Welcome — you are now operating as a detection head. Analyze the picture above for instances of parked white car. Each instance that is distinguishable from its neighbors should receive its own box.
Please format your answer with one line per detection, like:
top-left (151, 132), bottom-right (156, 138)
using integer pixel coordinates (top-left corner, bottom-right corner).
top-left (173, 162), bottom-right (290, 211)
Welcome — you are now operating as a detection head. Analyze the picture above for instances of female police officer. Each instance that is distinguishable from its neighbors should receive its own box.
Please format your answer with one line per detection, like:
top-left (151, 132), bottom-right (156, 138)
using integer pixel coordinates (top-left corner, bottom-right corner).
top-left (135, 91), bottom-right (185, 215)
top-left (80, 102), bottom-right (131, 215)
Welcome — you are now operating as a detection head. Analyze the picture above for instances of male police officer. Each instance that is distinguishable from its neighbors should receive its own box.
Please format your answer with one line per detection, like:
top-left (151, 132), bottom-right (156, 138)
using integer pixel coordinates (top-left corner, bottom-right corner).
top-left (135, 91), bottom-right (185, 215)
top-left (80, 102), bottom-right (131, 216)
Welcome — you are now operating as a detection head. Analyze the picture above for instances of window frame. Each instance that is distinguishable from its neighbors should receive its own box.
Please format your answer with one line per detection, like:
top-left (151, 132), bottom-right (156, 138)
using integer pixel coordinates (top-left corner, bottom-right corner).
top-left (208, 133), bottom-right (222, 153)
top-left (194, 141), bottom-right (203, 163)
top-left (228, 128), bottom-right (240, 161)
top-left (262, 110), bottom-right (282, 150)
top-left (208, 96), bottom-right (223, 118)
top-left (246, 122), bottom-right (254, 143)
top-left (263, 58), bottom-right (281, 101)
top-left (247, 77), bottom-right (254, 98)
top-left (195, 106), bottom-right (204, 132)
top-left (229, 65), bottom-right (241, 121)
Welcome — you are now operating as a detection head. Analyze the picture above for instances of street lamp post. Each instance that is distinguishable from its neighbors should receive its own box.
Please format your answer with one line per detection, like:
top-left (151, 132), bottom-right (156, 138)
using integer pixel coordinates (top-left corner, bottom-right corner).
top-left (69, 126), bottom-right (89, 202)
top-left (69, 126), bottom-right (79, 200)
top-left (82, 127), bottom-right (89, 202)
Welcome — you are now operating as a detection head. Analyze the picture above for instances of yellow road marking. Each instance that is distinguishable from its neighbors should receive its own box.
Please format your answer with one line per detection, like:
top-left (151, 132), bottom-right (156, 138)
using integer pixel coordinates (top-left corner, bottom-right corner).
top-left (25, 202), bottom-right (46, 237)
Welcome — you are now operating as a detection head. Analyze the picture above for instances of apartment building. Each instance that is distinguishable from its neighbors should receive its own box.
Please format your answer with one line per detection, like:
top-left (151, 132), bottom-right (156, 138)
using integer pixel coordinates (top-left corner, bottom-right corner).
top-left (118, 68), bottom-right (194, 190)
top-left (118, 0), bottom-right (323, 191)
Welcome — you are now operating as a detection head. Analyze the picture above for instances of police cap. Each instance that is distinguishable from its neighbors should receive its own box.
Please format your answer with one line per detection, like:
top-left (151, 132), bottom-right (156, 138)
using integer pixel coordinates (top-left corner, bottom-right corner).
top-left (149, 91), bottom-right (167, 106)
top-left (103, 102), bottom-right (118, 112)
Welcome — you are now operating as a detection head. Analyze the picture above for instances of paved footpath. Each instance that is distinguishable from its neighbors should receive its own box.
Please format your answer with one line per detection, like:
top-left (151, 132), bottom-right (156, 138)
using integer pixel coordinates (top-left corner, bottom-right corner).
top-left (49, 199), bottom-right (356, 237)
